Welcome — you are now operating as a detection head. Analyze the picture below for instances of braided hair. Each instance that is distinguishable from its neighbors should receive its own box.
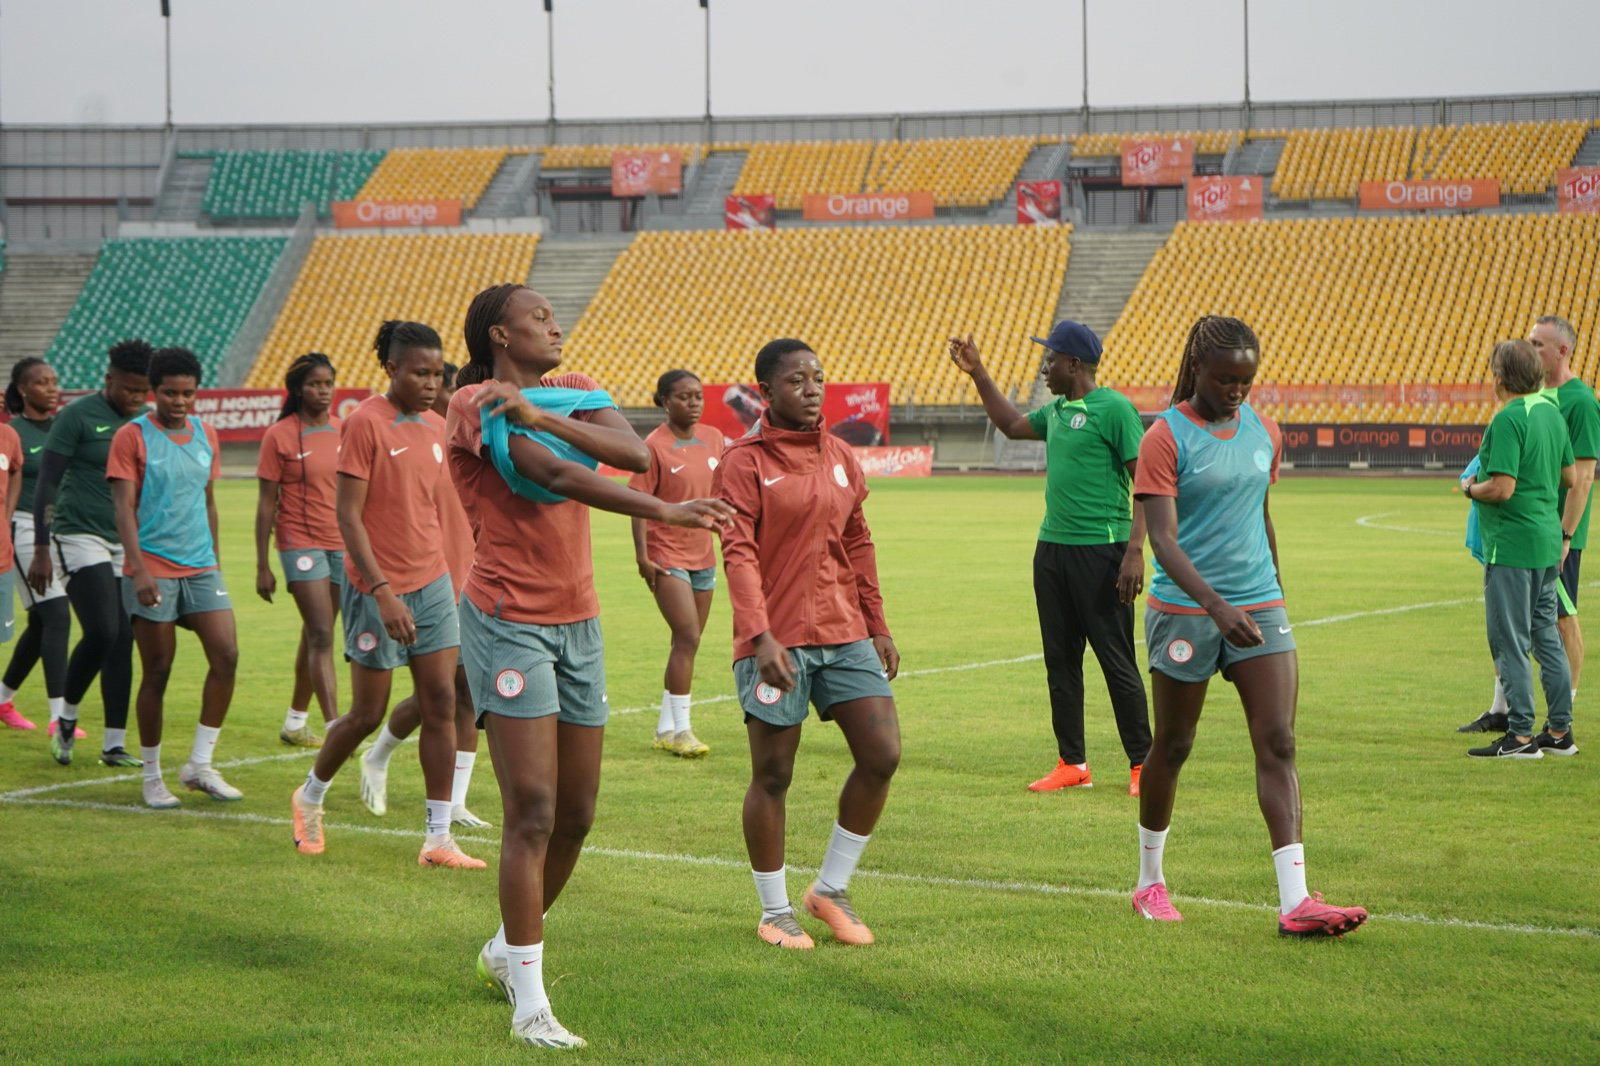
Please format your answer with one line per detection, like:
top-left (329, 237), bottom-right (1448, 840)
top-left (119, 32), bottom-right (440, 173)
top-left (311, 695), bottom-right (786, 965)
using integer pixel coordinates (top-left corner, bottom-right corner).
top-left (652, 369), bottom-right (700, 407)
top-left (1170, 315), bottom-right (1260, 408)
top-left (279, 352), bottom-right (335, 420)
top-left (459, 283), bottom-right (530, 386)
top-left (373, 320), bottom-right (443, 367)
top-left (107, 338), bottom-right (153, 376)
top-left (5, 357), bottom-right (47, 415)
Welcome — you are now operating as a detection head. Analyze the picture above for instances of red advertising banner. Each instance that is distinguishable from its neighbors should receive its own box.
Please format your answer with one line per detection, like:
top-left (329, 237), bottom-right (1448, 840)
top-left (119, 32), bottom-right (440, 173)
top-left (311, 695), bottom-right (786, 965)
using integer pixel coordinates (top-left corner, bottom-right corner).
top-left (1114, 381), bottom-right (1494, 413)
top-left (1185, 175), bottom-right (1264, 222)
top-left (703, 383), bottom-right (890, 445)
top-left (1121, 138), bottom-right (1194, 186)
top-left (725, 194), bottom-right (776, 230)
top-left (1283, 423), bottom-right (1485, 460)
top-left (330, 199), bottom-right (462, 229)
top-left (1015, 180), bottom-right (1063, 225)
top-left (1358, 179), bottom-right (1500, 211)
top-left (611, 150), bottom-right (683, 197)
top-left (801, 192), bottom-right (934, 222)
top-left (1556, 166), bottom-right (1600, 215)
top-left (855, 445), bottom-right (933, 477)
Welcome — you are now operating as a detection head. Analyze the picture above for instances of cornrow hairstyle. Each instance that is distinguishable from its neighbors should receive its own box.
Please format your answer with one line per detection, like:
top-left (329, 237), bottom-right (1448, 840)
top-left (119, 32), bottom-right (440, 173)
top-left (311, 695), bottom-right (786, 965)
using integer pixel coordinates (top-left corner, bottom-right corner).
top-left (460, 283), bottom-right (530, 386)
top-left (653, 368), bottom-right (700, 408)
top-left (5, 357), bottom-right (47, 415)
top-left (755, 338), bottom-right (813, 384)
top-left (441, 361), bottom-right (460, 391)
top-left (373, 319), bottom-right (443, 368)
top-left (107, 338), bottom-right (154, 376)
top-left (1170, 315), bottom-right (1260, 408)
top-left (279, 352), bottom-right (336, 420)
top-left (148, 347), bottom-right (203, 389)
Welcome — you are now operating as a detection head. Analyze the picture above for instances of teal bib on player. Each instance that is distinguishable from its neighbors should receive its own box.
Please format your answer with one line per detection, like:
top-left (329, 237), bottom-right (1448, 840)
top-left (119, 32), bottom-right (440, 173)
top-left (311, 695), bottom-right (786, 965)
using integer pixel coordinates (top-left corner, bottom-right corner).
top-left (133, 414), bottom-right (216, 569)
top-left (1461, 456), bottom-right (1484, 564)
top-left (483, 386), bottom-right (616, 504)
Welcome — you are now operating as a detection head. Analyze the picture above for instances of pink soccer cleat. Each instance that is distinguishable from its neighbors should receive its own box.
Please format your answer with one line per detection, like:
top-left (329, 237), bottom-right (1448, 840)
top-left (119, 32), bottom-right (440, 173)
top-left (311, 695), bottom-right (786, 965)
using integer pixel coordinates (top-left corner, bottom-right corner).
top-left (1131, 882), bottom-right (1183, 922)
top-left (1278, 892), bottom-right (1369, 938)
top-left (0, 702), bottom-right (37, 730)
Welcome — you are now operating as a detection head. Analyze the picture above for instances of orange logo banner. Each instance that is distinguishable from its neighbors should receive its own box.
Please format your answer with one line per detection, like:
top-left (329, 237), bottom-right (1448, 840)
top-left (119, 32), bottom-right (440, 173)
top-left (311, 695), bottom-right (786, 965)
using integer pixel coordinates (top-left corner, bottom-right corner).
top-left (725, 194), bottom-right (776, 230)
top-left (1358, 179), bottom-right (1500, 210)
top-left (1557, 166), bottom-right (1600, 215)
top-left (1016, 180), bottom-right (1063, 225)
top-left (1121, 138), bottom-right (1193, 186)
top-left (1186, 175), bottom-right (1264, 222)
top-left (611, 150), bottom-right (683, 197)
top-left (801, 191), bottom-right (934, 222)
top-left (330, 199), bottom-right (462, 228)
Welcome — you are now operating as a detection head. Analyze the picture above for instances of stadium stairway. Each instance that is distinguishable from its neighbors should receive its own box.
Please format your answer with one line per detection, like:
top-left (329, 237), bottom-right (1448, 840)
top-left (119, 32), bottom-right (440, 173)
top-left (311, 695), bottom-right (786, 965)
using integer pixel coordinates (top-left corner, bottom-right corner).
top-left (1055, 228), bottom-right (1171, 339)
top-left (0, 253), bottom-right (97, 378)
top-left (155, 154), bottom-right (214, 222)
top-left (1574, 127), bottom-right (1600, 167)
top-left (1229, 137), bottom-right (1285, 179)
top-left (675, 150), bottom-right (749, 226)
top-left (474, 152), bottom-right (540, 218)
top-left (526, 236), bottom-right (635, 341)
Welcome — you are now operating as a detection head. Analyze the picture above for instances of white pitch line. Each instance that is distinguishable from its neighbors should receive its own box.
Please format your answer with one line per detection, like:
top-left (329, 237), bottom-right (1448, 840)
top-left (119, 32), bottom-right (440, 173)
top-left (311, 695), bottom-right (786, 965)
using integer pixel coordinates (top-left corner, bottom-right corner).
top-left (5, 795), bottom-right (1594, 941)
top-left (1355, 511), bottom-right (1457, 537)
top-left (0, 748), bottom-right (317, 801)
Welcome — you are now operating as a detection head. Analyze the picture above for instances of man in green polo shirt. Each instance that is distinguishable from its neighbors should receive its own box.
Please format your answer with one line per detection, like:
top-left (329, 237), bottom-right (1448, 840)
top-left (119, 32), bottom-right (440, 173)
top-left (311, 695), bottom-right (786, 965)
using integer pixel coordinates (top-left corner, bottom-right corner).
top-left (951, 320), bottom-right (1151, 794)
top-left (1463, 339), bottom-right (1575, 759)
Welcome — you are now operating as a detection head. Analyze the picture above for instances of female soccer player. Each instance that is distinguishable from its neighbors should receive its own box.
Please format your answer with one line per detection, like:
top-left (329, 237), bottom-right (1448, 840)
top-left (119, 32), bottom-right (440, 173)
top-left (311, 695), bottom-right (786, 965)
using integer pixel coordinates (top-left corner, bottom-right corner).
top-left (629, 368), bottom-right (725, 758)
top-left (255, 352), bottom-right (343, 748)
top-left (289, 321), bottom-right (479, 870)
top-left (0, 415), bottom-right (21, 679)
top-left (714, 338), bottom-right (901, 951)
top-left (360, 361), bottom-right (490, 829)
top-left (107, 347), bottom-right (241, 809)
top-left (449, 283), bottom-right (731, 1049)
top-left (1129, 315), bottom-right (1366, 938)
top-left (31, 338), bottom-right (151, 767)
top-left (1, 358), bottom-right (68, 732)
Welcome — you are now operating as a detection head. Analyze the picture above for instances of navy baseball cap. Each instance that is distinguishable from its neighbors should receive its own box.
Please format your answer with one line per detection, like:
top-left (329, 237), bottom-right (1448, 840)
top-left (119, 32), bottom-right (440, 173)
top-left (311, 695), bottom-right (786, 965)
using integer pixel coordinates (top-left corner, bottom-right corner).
top-left (1029, 320), bottom-right (1102, 364)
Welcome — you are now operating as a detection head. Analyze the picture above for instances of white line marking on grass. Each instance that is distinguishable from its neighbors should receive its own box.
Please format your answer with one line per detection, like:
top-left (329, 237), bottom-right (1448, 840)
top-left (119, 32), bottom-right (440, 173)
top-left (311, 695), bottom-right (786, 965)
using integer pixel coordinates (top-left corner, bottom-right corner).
top-left (5, 795), bottom-right (1595, 941)
top-left (1355, 512), bottom-right (1457, 537)
top-left (0, 749), bottom-right (316, 801)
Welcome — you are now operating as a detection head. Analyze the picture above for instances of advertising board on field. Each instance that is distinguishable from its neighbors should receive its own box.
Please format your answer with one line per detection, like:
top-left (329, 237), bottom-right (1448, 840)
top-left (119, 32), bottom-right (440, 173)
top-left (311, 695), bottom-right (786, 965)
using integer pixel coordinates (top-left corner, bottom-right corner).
top-left (1282, 423), bottom-right (1485, 464)
top-left (1556, 166), bottom-right (1600, 215)
top-left (330, 199), bottom-right (461, 228)
top-left (1015, 181), bottom-right (1062, 225)
top-left (25, 388), bottom-right (377, 443)
top-left (1358, 179), bottom-right (1500, 211)
top-left (854, 446), bottom-right (933, 477)
top-left (801, 192), bottom-right (934, 222)
top-left (611, 150), bottom-right (683, 197)
top-left (1120, 138), bottom-right (1193, 186)
top-left (1185, 175), bottom-right (1264, 222)
top-left (702, 382), bottom-right (889, 445)
top-left (725, 194), bottom-right (776, 230)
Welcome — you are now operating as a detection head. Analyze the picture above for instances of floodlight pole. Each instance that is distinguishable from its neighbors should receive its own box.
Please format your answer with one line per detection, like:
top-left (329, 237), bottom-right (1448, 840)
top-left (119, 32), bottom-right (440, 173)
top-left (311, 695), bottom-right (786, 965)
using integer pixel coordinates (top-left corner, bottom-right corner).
top-left (545, 0), bottom-right (556, 144)
top-left (1242, 0), bottom-right (1252, 128)
top-left (702, 0), bottom-right (712, 144)
top-left (162, 0), bottom-right (173, 137)
top-left (1079, 0), bottom-right (1089, 126)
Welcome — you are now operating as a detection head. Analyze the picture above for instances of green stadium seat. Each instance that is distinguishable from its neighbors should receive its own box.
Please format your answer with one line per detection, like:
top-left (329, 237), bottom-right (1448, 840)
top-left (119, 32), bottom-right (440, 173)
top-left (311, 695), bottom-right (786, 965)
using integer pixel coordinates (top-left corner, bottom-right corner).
top-left (201, 150), bottom-right (385, 220)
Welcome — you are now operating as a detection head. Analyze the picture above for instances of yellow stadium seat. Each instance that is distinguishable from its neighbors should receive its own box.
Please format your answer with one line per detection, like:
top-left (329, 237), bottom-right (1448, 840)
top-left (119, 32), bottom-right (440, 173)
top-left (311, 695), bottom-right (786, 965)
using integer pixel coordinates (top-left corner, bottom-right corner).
top-left (354, 147), bottom-right (510, 208)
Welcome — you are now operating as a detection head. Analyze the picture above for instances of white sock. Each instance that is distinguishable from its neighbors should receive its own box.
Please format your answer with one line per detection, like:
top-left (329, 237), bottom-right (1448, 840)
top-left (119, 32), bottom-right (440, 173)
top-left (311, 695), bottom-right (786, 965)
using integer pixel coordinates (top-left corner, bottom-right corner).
top-left (61, 702), bottom-right (79, 726)
top-left (104, 727), bottom-right (127, 751)
top-left (1490, 677), bottom-right (1507, 714)
top-left (656, 690), bottom-right (674, 735)
top-left (0, 683), bottom-right (16, 703)
top-left (48, 697), bottom-right (64, 722)
top-left (141, 745), bottom-right (161, 783)
top-left (1272, 842), bottom-right (1309, 914)
top-left (1137, 824), bottom-right (1168, 890)
top-left (283, 708), bottom-right (308, 732)
top-left (189, 724), bottom-right (220, 769)
top-left (365, 721), bottom-right (405, 769)
top-left (425, 798), bottom-right (452, 839)
top-left (506, 942), bottom-right (549, 1021)
top-left (669, 692), bottom-right (691, 735)
top-left (490, 923), bottom-right (508, 957)
top-left (451, 750), bottom-right (477, 808)
top-left (816, 823), bottom-right (870, 893)
top-left (301, 770), bottom-right (331, 805)
top-left (752, 866), bottom-right (791, 920)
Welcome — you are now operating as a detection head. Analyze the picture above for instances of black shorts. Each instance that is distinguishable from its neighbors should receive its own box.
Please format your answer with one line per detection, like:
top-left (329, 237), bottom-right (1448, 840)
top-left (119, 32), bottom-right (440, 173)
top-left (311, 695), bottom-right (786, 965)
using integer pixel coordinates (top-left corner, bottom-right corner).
top-left (1558, 549), bottom-right (1581, 619)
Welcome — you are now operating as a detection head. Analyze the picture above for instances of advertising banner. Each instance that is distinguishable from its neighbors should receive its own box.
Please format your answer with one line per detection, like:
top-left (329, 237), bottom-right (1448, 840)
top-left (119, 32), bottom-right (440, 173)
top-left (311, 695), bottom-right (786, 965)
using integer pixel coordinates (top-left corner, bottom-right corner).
top-left (330, 199), bottom-right (462, 229)
top-left (1282, 423), bottom-right (1485, 464)
top-left (1121, 138), bottom-right (1194, 186)
top-left (1358, 180), bottom-right (1500, 211)
top-left (702, 382), bottom-right (890, 445)
top-left (611, 150), bottom-right (683, 197)
top-left (855, 445), bottom-right (933, 477)
top-left (1186, 175), bottom-right (1264, 222)
top-left (1114, 381), bottom-right (1494, 413)
top-left (1015, 180), bottom-right (1063, 225)
top-left (1556, 166), bottom-right (1600, 215)
top-left (24, 388), bottom-right (377, 442)
top-left (801, 192), bottom-right (934, 222)
top-left (725, 194), bottom-right (777, 230)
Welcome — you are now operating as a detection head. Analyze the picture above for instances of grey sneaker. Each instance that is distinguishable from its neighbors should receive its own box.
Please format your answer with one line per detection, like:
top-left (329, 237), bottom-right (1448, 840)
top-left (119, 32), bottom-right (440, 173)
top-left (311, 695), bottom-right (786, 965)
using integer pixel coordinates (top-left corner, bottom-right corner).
top-left (359, 750), bottom-right (388, 815)
top-left (476, 940), bottom-right (512, 1005)
top-left (510, 1007), bottom-right (586, 1049)
top-left (179, 762), bottom-right (244, 801)
top-left (143, 776), bottom-right (181, 809)
top-left (452, 804), bottom-right (492, 829)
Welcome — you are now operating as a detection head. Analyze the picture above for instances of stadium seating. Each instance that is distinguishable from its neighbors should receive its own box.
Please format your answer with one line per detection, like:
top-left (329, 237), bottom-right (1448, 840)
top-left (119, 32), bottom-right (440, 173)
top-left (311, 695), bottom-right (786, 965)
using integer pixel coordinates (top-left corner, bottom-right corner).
top-left (562, 224), bottom-right (1072, 406)
top-left (1411, 120), bottom-right (1589, 195)
top-left (354, 147), bottom-right (512, 209)
top-left (1271, 126), bottom-right (1416, 201)
top-left (46, 237), bottom-right (286, 388)
top-left (864, 136), bottom-right (1037, 206)
top-left (733, 141), bottom-right (876, 210)
top-left (246, 232), bottom-right (540, 391)
top-left (202, 150), bottom-right (386, 219)
top-left (1071, 130), bottom-right (1244, 156)
top-left (1104, 214), bottom-right (1600, 423)
top-left (538, 143), bottom-right (709, 169)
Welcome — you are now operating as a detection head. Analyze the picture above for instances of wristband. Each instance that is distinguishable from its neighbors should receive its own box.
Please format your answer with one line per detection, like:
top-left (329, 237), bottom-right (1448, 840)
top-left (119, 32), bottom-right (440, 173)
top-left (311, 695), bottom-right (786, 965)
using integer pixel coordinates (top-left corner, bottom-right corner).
top-left (370, 581), bottom-right (390, 594)
top-left (1462, 481), bottom-right (1474, 498)
top-left (1563, 532), bottom-right (1574, 541)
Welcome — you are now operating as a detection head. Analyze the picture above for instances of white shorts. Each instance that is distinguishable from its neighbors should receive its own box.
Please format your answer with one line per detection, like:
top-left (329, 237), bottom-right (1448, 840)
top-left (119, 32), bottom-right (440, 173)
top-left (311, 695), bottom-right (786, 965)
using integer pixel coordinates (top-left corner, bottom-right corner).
top-left (53, 531), bottom-right (126, 578)
top-left (12, 512), bottom-right (67, 605)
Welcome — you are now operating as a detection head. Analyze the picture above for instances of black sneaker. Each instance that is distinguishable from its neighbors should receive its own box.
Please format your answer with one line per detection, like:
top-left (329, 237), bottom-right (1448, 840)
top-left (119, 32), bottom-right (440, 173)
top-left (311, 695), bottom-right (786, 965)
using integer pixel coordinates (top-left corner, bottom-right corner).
top-left (1457, 710), bottom-right (1508, 733)
top-left (1467, 732), bottom-right (1543, 759)
top-left (100, 747), bottom-right (144, 768)
top-left (1534, 729), bottom-right (1578, 757)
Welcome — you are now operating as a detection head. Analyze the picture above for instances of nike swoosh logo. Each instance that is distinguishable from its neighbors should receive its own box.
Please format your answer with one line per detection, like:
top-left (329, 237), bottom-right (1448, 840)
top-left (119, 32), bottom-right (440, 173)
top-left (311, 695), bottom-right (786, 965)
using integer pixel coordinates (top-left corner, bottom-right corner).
top-left (388, 447), bottom-right (408, 457)
top-left (763, 476), bottom-right (784, 486)
top-left (670, 465), bottom-right (686, 474)
top-left (27, 446), bottom-right (41, 454)
top-left (94, 425), bottom-right (111, 433)
top-left (294, 451), bottom-right (313, 460)
top-left (520, 960), bottom-right (536, 966)
top-left (1278, 626), bottom-right (1292, 634)
top-left (215, 589), bottom-right (229, 596)
top-left (1191, 461), bottom-right (1216, 473)
top-left (1292, 860), bottom-right (1304, 866)
top-left (1142, 845), bottom-right (1159, 851)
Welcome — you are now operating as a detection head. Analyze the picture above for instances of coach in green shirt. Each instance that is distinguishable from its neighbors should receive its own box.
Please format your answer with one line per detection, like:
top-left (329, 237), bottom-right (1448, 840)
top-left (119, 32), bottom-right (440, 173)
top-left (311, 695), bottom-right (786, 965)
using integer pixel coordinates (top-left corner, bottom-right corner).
top-left (1464, 338), bottom-right (1574, 759)
top-left (951, 320), bottom-right (1151, 794)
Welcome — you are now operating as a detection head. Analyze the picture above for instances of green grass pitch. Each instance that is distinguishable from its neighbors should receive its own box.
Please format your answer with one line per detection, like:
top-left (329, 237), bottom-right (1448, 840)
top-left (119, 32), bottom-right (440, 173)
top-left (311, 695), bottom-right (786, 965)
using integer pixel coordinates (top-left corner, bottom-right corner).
top-left (1, 475), bottom-right (1595, 1064)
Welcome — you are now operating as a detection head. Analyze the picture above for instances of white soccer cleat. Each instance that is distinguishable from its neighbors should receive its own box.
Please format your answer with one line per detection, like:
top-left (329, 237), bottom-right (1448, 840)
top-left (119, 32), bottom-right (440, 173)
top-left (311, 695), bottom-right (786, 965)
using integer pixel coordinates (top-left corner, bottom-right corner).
top-left (359, 750), bottom-right (388, 816)
top-left (510, 1007), bottom-right (586, 1050)
top-left (476, 940), bottom-right (512, 1005)
top-left (452, 804), bottom-right (492, 829)
top-left (142, 777), bottom-right (181, 809)
top-left (178, 762), bottom-right (243, 801)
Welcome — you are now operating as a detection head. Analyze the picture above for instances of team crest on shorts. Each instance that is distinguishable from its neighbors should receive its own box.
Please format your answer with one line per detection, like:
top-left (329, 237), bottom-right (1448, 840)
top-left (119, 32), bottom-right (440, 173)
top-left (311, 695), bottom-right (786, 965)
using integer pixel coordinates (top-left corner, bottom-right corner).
top-left (1166, 638), bottom-right (1195, 664)
top-left (432, 442), bottom-right (444, 464)
top-left (495, 669), bottom-right (526, 698)
top-left (755, 682), bottom-right (783, 706)
top-left (356, 631), bottom-right (379, 653)
top-left (1070, 412), bottom-right (1087, 430)
top-left (832, 463), bottom-right (848, 487)
top-left (295, 555), bottom-right (315, 572)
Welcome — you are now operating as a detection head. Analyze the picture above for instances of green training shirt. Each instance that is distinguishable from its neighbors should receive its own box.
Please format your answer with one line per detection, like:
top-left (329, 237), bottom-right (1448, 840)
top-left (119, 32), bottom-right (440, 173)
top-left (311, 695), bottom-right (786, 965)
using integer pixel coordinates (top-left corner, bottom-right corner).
top-left (1553, 377), bottom-right (1600, 551)
top-left (43, 392), bottom-right (133, 541)
top-left (1025, 386), bottom-right (1146, 546)
top-left (10, 415), bottom-right (53, 515)
top-left (1475, 391), bottom-right (1574, 569)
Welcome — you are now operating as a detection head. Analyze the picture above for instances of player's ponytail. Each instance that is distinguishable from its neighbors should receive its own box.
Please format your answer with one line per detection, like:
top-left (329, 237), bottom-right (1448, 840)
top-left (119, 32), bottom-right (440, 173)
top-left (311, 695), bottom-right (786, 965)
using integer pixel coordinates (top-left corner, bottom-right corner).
top-left (459, 282), bottom-right (528, 387)
top-left (373, 320), bottom-right (442, 368)
top-left (5, 357), bottom-right (45, 415)
top-left (1170, 315), bottom-right (1259, 407)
